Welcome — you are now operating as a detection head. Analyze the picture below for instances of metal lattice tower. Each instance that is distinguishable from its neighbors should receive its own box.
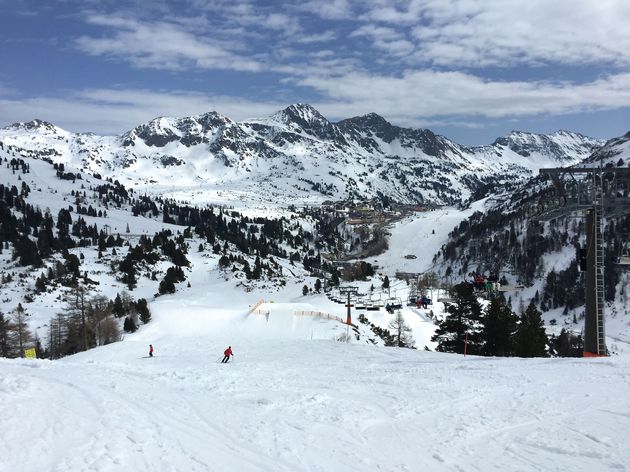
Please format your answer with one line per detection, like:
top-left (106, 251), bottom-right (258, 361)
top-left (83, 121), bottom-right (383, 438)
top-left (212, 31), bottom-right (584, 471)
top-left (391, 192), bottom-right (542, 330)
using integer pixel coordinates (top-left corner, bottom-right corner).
top-left (536, 166), bottom-right (630, 356)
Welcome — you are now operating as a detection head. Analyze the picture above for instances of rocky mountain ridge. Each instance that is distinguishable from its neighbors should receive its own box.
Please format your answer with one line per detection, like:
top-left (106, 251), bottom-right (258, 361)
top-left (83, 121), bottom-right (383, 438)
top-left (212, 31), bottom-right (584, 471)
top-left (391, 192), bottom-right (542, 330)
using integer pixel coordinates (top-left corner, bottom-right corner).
top-left (0, 104), bottom-right (605, 205)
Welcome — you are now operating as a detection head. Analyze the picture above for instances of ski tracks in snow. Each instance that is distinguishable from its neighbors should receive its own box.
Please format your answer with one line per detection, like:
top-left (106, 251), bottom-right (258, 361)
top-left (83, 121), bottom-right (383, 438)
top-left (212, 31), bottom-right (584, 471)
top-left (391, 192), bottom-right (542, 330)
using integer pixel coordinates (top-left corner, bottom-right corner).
top-left (0, 359), bottom-right (294, 472)
top-left (2, 342), bottom-right (629, 472)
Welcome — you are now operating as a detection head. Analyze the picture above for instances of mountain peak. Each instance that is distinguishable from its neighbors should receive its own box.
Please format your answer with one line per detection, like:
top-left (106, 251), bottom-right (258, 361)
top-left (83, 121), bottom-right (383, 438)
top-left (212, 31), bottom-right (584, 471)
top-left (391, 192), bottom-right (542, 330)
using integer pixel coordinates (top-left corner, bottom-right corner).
top-left (273, 103), bottom-right (329, 126)
top-left (260, 103), bottom-right (349, 143)
top-left (194, 110), bottom-right (230, 122)
top-left (487, 129), bottom-right (603, 162)
top-left (6, 119), bottom-right (60, 133)
top-left (340, 112), bottom-right (391, 129)
top-left (285, 102), bottom-right (319, 113)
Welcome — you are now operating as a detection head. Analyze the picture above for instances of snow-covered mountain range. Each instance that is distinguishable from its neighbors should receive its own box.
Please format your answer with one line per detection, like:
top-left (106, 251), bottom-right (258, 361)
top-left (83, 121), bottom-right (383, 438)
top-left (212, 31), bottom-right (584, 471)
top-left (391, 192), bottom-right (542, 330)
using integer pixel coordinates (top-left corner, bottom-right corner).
top-left (0, 104), bottom-right (604, 205)
top-left (583, 130), bottom-right (630, 166)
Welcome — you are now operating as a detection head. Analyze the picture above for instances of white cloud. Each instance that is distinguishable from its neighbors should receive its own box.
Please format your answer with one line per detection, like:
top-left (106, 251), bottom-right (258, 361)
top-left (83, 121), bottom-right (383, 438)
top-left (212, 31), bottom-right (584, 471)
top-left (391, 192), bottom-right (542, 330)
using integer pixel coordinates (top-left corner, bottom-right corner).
top-left (296, 30), bottom-right (337, 44)
top-left (301, 0), bottom-right (354, 19)
top-left (261, 13), bottom-right (300, 34)
top-left (359, 0), bottom-right (426, 24)
top-left (373, 38), bottom-right (415, 56)
top-left (0, 89), bottom-right (286, 134)
top-left (350, 25), bottom-right (402, 41)
top-left (349, 24), bottom-right (414, 56)
top-left (360, 0), bottom-right (630, 67)
top-left (3, 72), bottom-right (630, 136)
top-left (185, 1), bottom-right (303, 36)
top-left (301, 71), bottom-right (630, 122)
top-left (70, 1), bottom-right (630, 82)
top-left (76, 15), bottom-right (264, 72)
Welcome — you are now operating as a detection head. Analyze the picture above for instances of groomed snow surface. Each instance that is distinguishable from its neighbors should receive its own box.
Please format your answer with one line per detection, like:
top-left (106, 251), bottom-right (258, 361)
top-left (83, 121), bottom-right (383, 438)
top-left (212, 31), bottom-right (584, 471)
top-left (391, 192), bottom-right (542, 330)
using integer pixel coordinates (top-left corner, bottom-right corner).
top-left (2, 282), bottom-right (629, 472)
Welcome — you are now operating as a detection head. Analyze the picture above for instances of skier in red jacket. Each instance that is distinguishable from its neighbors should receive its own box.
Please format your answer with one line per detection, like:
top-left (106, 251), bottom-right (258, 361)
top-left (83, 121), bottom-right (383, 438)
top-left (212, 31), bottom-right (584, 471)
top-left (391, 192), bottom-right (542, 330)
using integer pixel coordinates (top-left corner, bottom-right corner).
top-left (221, 346), bottom-right (233, 363)
top-left (149, 344), bottom-right (154, 357)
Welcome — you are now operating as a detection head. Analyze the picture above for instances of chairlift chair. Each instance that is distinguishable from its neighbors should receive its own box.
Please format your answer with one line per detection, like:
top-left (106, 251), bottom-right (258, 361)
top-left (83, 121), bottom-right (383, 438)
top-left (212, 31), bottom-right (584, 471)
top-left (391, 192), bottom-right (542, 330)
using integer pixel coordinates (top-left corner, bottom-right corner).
top-left (437, 297), bottom-right (457, 304)
top-left (386, 297), bottom-right (403, 309)
top-left (366, 300), bottom-right (380, 311)
top-left (496, 285), bottom-right (525, 292)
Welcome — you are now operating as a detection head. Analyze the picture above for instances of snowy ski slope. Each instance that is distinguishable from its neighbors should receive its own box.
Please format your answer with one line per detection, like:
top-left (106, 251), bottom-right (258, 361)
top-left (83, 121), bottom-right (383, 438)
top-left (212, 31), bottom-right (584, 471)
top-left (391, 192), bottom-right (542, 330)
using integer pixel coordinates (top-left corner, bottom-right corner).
top-left (1, 290), bottom-right (629, 472)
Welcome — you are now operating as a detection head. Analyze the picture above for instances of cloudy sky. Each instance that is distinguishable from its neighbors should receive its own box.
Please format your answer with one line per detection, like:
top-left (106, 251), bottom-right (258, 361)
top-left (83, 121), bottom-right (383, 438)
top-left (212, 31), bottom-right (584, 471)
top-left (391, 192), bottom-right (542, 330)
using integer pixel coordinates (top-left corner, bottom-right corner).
top-left (1, 0), bottom-right (629, 144)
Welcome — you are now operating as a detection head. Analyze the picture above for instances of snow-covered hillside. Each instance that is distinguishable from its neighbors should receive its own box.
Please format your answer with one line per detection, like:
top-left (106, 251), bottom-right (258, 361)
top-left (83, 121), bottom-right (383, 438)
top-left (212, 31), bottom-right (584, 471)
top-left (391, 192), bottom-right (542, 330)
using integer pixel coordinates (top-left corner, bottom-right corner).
top-left (0, 104), bottom-right (604, 206)
top-left (370, 200), bottom-right (490, 275)
top-left (583, 130), bottom-right (630, 167)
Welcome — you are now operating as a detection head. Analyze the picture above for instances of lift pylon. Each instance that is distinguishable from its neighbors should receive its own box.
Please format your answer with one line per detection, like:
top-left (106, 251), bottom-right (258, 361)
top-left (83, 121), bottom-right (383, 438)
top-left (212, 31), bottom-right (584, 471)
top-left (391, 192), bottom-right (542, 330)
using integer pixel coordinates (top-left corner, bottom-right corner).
top-left (537, 166), bottom-right (630, 356)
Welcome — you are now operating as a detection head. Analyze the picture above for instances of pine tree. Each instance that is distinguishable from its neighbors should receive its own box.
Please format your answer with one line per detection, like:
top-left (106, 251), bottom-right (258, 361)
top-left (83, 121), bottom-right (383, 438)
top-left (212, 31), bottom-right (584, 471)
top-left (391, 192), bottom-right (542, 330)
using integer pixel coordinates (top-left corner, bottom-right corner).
top-left (0, 311), bottom-right (14, 357)
top-left (218, 254), bottom-right (230, 269)
top-left (481, 296), bottom-right (518, 356)
top-left (119, 255), bottom-right (137, 290)
top-left (252, 256), bottom-right (262, 280)
top-left (514, 302), bottom-right (548, 357)
top-left (550, 328), bottom-right (583, 357)
top-left (243, 261), bottom-right (252, 279)
top-left (314, 278), bottom-right (322, 292)
top-left (136, 298), bottom-right (151, 324)
top-left (11, 303), bottom-right (33, 357)
top-left (382, 275), bottom-right (390, 289)
top-left (158, 277), bottom-right (176, 294)
top-left (112, 293), bottom-right (126, 318)
top-left (14, 234), bottom-right (42, 267)
top-left (123, 316), bottom-right (137, 333)
top-left (431, 283), bottom-right (482, 354)
top-left (35, 274), bottom-right (47, 293)
top-left (388, 311), bottom-right (415, 348)
top-left (302, 284), bottom-right (309, 296)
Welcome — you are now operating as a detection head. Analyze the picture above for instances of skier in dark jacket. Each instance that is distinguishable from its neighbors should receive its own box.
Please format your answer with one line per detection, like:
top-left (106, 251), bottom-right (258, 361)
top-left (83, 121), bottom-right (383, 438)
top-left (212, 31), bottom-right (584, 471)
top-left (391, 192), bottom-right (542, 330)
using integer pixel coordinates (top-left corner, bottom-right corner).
top-left (149, 344), bottom-right (154, 357)
top-left (222, 346), bottom-right (233, 363)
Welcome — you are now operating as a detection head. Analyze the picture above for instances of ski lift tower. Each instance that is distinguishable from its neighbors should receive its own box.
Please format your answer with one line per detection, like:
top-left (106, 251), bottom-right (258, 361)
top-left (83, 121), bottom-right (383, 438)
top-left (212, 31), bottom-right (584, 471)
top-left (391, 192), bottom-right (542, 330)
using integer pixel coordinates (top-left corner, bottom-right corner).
top-left (537, 165), bottom-right (630, 356)
top-left (339, 285), bottom-right (358, 342)
top-left (339, 285), bottom-right (358, 325)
